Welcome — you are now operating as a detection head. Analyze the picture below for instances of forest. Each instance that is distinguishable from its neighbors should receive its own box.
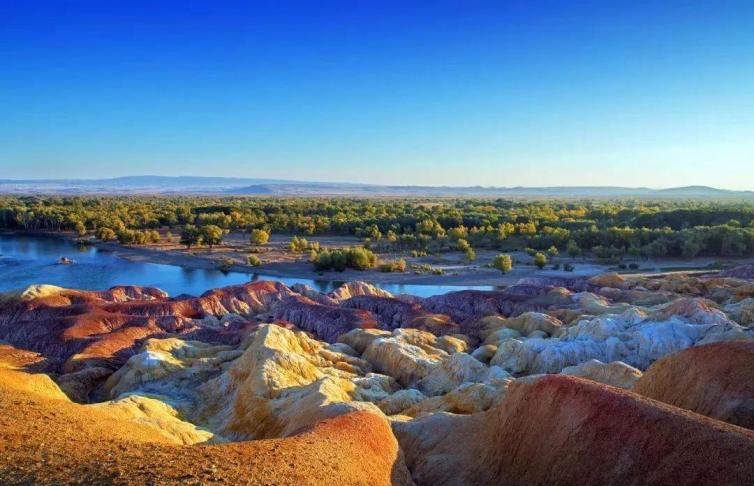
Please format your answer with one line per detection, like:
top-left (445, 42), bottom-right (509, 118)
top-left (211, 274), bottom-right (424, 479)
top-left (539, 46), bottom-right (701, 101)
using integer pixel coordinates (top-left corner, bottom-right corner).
top-left (1, 195), bottom-right (754, 260)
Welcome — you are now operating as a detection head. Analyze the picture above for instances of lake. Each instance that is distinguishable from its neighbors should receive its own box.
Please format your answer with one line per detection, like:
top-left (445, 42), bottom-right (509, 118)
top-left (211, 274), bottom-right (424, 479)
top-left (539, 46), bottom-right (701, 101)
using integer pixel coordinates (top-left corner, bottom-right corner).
top-left (0, 234), bottom-right (494, 298)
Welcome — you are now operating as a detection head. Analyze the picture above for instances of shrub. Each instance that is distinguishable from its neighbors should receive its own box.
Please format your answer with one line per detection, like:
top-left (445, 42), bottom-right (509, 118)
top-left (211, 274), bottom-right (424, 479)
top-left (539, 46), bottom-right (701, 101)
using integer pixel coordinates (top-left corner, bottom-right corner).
top-left (628, 263), bottom-right (640, 270)
top-left (533, 252), bottom-right (547, 269)
top-left (566, 240), bottom-right (581, 258)
top-left (379, 259), bottom-right (407, 273)
top-left (564, 263), bottom-right (575, 272)
top-left (217, 257), bottom-right (234, 272)
top-left (247, 254), bottom-right (261, 266)
top-left (289, 236), bottom-right (308, 252)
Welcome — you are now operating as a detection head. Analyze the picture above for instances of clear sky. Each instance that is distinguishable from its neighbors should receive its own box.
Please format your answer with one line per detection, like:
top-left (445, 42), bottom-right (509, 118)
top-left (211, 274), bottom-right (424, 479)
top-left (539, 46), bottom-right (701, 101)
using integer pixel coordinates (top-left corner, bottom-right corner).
top-left (1, 1), bottom-right (753, 188)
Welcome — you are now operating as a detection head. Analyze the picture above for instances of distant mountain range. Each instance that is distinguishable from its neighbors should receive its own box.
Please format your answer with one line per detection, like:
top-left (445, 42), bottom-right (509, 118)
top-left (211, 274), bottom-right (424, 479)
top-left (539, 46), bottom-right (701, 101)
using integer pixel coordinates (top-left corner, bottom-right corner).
top-left (0, 176), bottom-right (751, 199)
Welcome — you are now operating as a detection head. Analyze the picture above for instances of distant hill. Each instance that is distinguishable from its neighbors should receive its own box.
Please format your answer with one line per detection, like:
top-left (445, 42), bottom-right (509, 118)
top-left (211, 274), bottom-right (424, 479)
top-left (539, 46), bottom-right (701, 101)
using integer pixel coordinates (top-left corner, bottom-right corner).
top-left (0, 176), bottom-right (305, 194)
top-left (0, 176), bottom-right (751, 199)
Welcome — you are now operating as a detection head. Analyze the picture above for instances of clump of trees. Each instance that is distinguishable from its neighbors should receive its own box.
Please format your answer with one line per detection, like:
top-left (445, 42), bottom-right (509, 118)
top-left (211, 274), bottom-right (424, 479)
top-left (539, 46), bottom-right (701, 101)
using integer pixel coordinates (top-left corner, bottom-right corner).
top-left (312, 247), bottom-right (378, 271)
top-left (289, 235), bottom-right (319, 252)
top-left (96, 227), bottom-right (117, 241)
top-left (117, 229), bottom-right (160, 245)
top-left (250, 229), bottom-right (270, 246)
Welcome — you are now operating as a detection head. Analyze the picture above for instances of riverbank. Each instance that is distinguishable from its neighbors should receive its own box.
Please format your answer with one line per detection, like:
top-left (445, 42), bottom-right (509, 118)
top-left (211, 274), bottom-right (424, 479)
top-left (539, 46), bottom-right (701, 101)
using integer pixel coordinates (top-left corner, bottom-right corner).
top-left (3, 230), bottom-right (741, 288)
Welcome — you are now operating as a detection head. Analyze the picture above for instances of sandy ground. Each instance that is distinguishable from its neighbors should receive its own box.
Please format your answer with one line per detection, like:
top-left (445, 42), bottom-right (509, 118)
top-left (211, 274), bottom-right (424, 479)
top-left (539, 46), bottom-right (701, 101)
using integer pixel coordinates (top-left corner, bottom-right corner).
top-left (73, 231), bottom-right (752, 287)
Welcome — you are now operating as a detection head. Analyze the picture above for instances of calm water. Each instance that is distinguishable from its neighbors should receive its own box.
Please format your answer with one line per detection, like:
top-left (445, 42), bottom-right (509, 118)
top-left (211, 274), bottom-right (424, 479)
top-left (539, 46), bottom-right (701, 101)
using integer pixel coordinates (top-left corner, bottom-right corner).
top-left (0, 234), bottom-right (493, 298)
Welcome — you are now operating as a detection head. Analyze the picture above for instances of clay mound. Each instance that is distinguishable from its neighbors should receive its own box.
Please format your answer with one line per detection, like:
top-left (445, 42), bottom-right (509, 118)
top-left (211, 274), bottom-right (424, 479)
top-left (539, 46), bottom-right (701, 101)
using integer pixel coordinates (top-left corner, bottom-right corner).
top-left (395, 374), bottom-right (754, 486)
top-left (634, 341), bottom-right (754, 429)
top-left (587, 272), bottom-right (629, 289)
top-left (0, 360), bottom-right (412, 485)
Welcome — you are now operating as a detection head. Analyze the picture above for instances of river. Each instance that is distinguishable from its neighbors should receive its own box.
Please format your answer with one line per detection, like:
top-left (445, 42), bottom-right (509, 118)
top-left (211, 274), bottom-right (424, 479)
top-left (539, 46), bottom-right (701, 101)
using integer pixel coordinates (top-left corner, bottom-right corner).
top-left (0, 234), bottom-right (494, 297)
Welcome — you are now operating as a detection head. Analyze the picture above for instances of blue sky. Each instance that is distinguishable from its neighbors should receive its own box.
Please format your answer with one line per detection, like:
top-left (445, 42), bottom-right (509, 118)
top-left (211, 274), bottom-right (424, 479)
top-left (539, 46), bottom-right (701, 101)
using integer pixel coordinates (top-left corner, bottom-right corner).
top-left (1, 1), bottom-right (753, 188)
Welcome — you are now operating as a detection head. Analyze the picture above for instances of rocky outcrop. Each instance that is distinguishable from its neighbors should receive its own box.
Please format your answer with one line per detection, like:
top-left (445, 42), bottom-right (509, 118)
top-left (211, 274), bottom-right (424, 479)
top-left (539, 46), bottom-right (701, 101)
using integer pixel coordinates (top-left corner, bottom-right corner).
top-left (490, 305), bottom-right (750, 375)
top-left (362, 332), bottom-right (444, 387)
top-left (394, 374), bottom-right (754, 486)
top-left (199, 323), bottom-right (375, 440)
top-left (634, 341), bottom-right (754, 429)
top-left (328, 281), bottom-right (394, 301)
top-left (724, 297), bottom-right (754, 326)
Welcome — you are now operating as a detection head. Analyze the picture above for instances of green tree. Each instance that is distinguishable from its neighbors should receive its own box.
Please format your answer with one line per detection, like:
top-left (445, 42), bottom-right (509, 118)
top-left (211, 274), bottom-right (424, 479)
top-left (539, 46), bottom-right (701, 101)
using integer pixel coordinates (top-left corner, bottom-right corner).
top-left (566, 240), bottom-right (581, 258)
top-left (547, 245), bottom-right (559, 257)
top-left (347, 247), bottom-right (377, 270)
top-left (250, 228), bottom-right (270, 246)
top-left (332, 250), bottom-right (348, 271)
top-left (533, 252), bottom-right (547, 269)
top-left (492, 254), bottom-right (513, 273)
top-left (74, 221), bottom-right (87, 237)
top-left (117, 229), bottom-right (136, 245)
top-left (180, 225), bottom-right (202, 249)
top-left (97, 227), bottom-right (117, 241)
top-left (448, 226), bottom-right (468, 241)
top-left (313, 250), bottom-right (332, 271)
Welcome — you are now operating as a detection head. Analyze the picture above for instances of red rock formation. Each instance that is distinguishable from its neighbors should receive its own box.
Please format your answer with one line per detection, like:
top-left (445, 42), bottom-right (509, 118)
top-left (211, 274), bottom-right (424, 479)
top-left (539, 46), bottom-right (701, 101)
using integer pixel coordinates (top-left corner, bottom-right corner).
top-left (0, 281), bottom-right (295, 380)
top-left (634, 341), bottom-right (754, 429)
top-left (421, 289), bottom-right (561, 335)
top-left (272, 295), bottom-right (379, 342)
top-left (342, 295), bottom-right (460, 335)
top-left (395, 374), bottom-right (754, 486)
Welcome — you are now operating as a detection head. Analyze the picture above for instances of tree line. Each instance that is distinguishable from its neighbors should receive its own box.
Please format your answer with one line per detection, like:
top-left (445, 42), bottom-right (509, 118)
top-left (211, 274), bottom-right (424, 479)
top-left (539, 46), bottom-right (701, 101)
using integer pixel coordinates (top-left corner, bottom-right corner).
top-left (2, 195), bottom-right (754, 258)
